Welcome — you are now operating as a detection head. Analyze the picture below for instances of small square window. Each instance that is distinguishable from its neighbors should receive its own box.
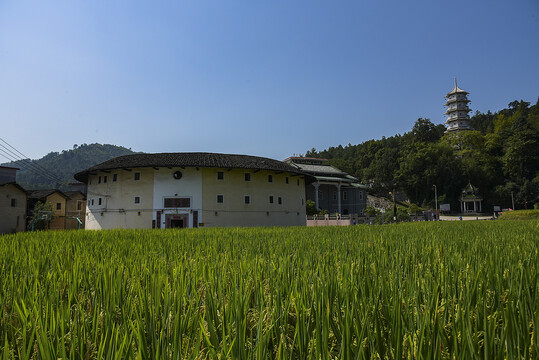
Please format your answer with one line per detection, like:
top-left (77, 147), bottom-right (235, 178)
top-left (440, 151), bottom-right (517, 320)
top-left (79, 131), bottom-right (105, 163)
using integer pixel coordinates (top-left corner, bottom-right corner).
top-left (217, 171), bottom-right (224, 180)
top-left (134, 172), bottom-right (141, 181)
top-left (134, 196), bottom-right (141, 204)
top-left (98, 176), bottom-right (101, 184)
top-left (104, 175), bottom-right (108, 183)
top-left (244, 173), bottom-right (251, 181)
top-left (278, 197), bottom-right (282, 205)
top-left (113, 174), bottom-right (118, 182)
top-left (244, 195), bottom-right (251, 204)
top-left (10, 198), bottom-right (17, 207)
top-left (56, 202), bottom-right (62, 210)
top-left (268, 175), bottom-right (273, 183)
top-left (98, 198), bottom-right (102, 206)
top-left (285, 177), bottom-right (289, 184)
top-left (217, 194), bottom-right (224, 203)
top-left (88, 200), bottom-right (90, 206)
top-left (91, 199), bottom-right (94, 206)
top-left (269, 195), bottom-right (274, 204)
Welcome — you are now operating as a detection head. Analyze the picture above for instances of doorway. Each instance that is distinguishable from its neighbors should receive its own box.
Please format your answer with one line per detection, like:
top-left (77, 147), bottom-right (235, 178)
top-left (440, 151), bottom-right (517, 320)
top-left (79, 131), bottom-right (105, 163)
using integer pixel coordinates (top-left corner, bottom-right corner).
top-left (165, 214), bottom-right (189, 229)
top-left (170, 219), bottom-right (184, 228)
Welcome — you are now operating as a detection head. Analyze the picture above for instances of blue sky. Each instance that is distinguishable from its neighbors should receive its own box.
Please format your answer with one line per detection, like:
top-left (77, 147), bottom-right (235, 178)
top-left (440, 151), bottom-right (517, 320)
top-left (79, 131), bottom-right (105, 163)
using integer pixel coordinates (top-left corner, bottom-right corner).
top-left (1, 0), bottom-right (538, 161)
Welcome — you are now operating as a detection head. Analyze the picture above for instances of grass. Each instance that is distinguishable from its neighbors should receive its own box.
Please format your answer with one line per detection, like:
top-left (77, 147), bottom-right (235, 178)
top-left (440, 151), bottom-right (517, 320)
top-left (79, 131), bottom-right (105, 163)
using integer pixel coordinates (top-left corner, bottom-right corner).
top-left (0, 221), bottom-right (538, 359)
top-left (497, 209), bottom-right (539, 220)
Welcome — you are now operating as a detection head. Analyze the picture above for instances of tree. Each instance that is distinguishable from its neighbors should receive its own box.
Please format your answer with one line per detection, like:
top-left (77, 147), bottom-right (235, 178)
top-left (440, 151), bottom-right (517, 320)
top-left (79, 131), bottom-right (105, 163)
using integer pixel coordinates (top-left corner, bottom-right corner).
top-left (364, 206), bottom-right (380, 217)
top-left (372, 206), bottom-right (410, 224)
top-left (443, 131), bottom-right (503, 195)
top-left (527, 97), bottom-right (539, 131)
top-left (508, 100), bottom-right (530, 113)
top-left (470, 110), bottom-right (495, 134)
top-left (443, 130), bottom-right (484, 149)
top-left (502, 117), bottom-right (539, 182)
top-left (364, 147), bottom-right (400, 194)
top-left (395, 142), bottom-right (466, 206)
top-left (407, 203), bottom-right (423, 215)
top-left (411, 118), bottom-right (445, 144)
top-left (29, 201), bottom-right (54, 230)
top-left (518, 178), bottom-right (539, 209)
top-left (305, 148), bottom-right (317, 157)
top-left (305, 200), bottom-right (317, 216)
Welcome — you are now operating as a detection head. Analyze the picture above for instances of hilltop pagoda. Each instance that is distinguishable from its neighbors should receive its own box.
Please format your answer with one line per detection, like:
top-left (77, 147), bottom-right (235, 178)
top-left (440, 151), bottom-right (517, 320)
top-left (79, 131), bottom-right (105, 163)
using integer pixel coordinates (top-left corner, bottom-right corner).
top-left (444, 79), bottom-right (473, 133)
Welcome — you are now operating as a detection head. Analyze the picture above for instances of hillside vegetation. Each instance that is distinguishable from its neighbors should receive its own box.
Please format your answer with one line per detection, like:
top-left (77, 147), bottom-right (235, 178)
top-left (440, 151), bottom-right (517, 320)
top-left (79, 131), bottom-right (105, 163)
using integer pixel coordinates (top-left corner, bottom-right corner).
top-left (306, 99), bottom-right (539, 212)
top-left (0, 221), bottom-right (537, 358)
top-left (1, 143), bottom-right (135, 190)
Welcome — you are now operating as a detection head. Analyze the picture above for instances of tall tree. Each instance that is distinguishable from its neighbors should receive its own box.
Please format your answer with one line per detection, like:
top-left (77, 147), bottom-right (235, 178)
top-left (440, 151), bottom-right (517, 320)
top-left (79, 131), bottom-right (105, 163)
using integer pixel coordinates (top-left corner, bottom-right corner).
top-left (411, 118), bottom-right (445, 143)
top-left (364, 147), bottom-right (400, 194)
top-left (396, 142), bottom-right (466, 206)
top-left (502, 117), bottom-right (539, 182)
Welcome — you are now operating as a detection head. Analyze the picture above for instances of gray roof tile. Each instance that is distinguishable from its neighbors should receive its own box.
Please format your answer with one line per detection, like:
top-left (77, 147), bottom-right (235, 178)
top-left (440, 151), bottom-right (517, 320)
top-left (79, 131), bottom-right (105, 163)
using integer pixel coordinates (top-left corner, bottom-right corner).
top-left (74, 152), bottom-right (311, 183)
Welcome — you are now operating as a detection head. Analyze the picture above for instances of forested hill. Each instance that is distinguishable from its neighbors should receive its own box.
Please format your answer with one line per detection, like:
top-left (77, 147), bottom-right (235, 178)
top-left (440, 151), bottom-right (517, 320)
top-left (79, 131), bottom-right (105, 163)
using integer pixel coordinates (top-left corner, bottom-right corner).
top-left (305, 99), bottom-right (539, 211)
top-left (1, 143), bottom-right (136, 190)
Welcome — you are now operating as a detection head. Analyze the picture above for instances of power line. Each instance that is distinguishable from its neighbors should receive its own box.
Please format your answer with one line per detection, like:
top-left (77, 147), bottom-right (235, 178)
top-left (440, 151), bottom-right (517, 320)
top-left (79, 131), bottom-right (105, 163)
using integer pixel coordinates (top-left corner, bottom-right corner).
top-left (0, 147), bottom-right (20, 164)
top-left (0, 144), bottom-right (63, 184)
top-left (0, 137), bottom-right (66, 185)
top-left (0, 149), bottom-right (62, 184)
top-left (0, 138), bottom-right (63, 180)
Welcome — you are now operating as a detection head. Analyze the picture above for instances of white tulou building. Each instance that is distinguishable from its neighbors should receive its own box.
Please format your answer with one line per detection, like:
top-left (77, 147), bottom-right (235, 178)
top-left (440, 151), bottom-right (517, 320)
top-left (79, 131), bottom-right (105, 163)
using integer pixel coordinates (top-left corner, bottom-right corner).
top-left (74, 152), bottom-right (312, 229)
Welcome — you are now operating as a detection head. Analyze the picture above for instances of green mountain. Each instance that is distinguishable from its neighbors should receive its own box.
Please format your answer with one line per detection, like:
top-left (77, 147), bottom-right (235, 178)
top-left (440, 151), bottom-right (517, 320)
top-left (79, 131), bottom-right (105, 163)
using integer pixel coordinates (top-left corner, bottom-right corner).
top-left (1, 143), bottom-right (136, 190)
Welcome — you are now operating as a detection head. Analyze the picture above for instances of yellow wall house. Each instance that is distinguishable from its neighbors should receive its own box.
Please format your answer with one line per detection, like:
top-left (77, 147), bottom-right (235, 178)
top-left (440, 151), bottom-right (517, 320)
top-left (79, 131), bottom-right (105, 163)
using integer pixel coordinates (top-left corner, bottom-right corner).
top-left (0, 182), bottom-right (27, 234)
top-left (74, 153), bottom-right (312, 229)
top-left (27, 190), bottom-right (69, 230)
top-left (64, 191), bottom-right (87, 229)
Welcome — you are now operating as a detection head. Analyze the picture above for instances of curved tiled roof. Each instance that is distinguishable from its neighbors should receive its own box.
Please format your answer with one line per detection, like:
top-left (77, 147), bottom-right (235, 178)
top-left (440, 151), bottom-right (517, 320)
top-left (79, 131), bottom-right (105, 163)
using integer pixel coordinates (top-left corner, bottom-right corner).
top-left (446, 79), bottom-right (469, 96)
top-left (74, 152), bottom-right (311, 183)
top-left (446, 85), bottom-right (468, 96)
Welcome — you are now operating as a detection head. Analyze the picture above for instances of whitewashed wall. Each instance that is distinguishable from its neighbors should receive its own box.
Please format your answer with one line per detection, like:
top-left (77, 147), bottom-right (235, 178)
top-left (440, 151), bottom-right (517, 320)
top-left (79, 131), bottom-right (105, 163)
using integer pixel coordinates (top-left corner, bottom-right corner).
top-left (153, 167), bottom-right (202, 228)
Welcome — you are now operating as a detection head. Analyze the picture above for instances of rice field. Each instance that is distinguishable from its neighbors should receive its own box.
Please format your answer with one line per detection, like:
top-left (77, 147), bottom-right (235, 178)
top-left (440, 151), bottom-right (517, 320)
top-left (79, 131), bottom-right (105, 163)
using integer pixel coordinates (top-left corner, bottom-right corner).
top-left (0, 221), bottom-right (538, 359)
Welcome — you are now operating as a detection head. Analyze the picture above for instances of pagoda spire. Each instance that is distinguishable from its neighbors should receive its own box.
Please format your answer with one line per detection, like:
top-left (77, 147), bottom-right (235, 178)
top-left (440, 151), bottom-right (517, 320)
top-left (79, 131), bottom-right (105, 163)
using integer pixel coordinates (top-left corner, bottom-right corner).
top-left (444, 80), bottom-right (473, 133)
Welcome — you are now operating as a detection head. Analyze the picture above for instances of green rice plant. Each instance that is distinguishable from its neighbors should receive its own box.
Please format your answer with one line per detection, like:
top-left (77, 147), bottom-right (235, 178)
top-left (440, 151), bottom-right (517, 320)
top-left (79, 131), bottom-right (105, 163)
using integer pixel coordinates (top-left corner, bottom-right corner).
top-left (0, 220), bottom-right (537, 359)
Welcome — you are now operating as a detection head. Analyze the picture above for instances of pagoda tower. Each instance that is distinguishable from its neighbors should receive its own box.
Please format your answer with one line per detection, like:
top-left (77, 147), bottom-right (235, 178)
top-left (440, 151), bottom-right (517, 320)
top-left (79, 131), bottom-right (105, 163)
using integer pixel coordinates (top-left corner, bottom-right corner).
top-left (444, 79), bottom-right (473, 133)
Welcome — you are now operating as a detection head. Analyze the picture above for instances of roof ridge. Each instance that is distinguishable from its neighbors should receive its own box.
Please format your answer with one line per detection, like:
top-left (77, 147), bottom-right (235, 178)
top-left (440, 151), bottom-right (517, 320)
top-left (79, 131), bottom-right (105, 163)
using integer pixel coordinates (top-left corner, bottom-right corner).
top-left (74, 152), bottom-right (312, 183)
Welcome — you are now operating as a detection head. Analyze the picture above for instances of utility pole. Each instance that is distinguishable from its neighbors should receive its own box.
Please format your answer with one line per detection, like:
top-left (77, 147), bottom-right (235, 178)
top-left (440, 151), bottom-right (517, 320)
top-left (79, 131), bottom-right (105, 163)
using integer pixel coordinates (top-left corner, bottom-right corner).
top-left (392, 187), bottom-right (397, 222)
top-left (433, 185), bottom-right (438, 212)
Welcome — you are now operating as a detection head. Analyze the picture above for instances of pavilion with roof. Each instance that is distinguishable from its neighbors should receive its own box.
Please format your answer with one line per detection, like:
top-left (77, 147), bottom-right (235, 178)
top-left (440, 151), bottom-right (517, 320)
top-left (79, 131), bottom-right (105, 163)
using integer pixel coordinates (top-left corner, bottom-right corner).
top-left (460, 182), bottom-right (483, 213)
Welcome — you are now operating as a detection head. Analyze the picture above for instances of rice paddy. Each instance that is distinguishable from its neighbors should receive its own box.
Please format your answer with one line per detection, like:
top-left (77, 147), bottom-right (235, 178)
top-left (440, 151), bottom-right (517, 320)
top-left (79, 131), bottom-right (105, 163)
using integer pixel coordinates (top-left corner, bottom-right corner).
top-left (0, 220), bottom-right (538, 359)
